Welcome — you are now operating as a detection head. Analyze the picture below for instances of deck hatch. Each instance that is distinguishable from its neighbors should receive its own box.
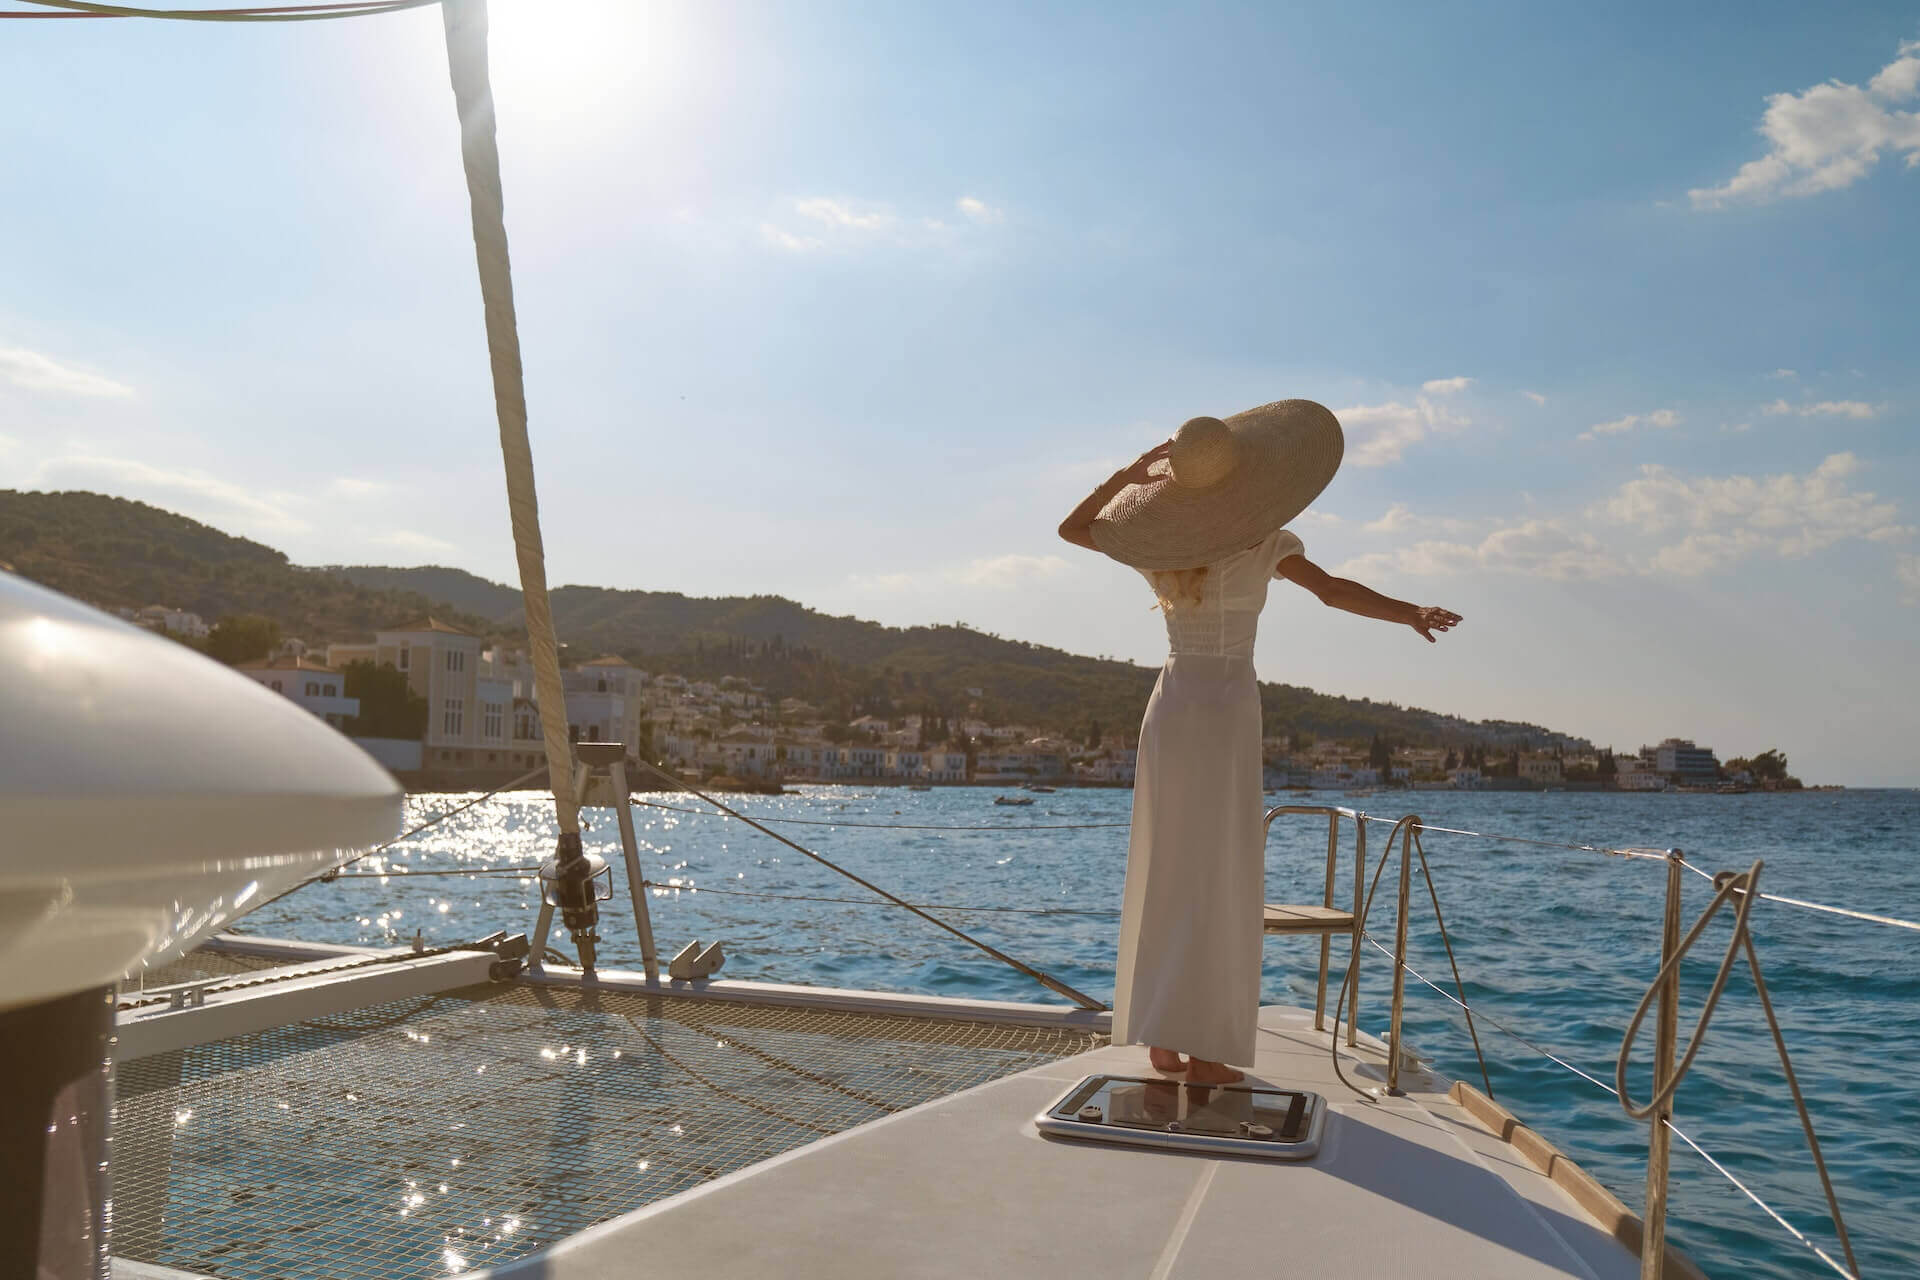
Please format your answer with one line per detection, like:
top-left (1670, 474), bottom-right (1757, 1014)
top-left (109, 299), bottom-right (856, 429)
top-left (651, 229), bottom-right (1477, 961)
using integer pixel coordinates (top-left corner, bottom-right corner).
top-left (1037, 1075), bottom-right (1326, 1159)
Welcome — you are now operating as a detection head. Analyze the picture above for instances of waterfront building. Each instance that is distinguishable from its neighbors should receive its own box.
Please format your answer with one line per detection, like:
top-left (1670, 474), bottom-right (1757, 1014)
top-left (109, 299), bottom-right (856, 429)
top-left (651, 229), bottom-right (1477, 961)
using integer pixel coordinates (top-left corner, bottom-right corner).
top-left (1518, 755), bottom-right (1564, 785)
top-left (718, 731), bottom-right (778, 778)
top-left (327, 617), bottom-right (511, 771)
top-left (1448, 766), bottom-right (1483, 790)
top-left (925, 748), bottom-right (969, 783)
top-left (1644, 737), bottom-right (1720, 787)
top-left (1616, 761), bottom-right (1668, 791)
top-left (236, 656), bottom-right (358, 728)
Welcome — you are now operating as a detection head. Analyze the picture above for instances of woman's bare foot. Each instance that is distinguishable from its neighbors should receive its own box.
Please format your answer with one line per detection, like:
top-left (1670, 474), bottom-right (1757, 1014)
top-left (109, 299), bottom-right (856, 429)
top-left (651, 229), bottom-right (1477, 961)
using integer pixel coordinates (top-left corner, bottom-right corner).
top-left (1147, 1046), bottom-right (1188, 1074)
top-left (1187, 1057), bottom-right (1244, 1085)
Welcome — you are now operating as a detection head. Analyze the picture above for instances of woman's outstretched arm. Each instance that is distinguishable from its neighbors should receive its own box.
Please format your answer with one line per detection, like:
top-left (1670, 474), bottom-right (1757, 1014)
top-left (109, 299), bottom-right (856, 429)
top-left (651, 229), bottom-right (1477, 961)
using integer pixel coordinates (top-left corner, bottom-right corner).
top-left (1275, 554), bottom-right (1461, 643)
top-left (1058, 439), bottom-right (1173, 551)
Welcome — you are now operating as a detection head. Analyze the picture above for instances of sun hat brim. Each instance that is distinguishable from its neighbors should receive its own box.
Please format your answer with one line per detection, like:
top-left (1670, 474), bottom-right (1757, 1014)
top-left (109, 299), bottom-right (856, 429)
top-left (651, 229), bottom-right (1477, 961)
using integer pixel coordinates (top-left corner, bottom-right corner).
top-left (1090, 399), bottom-right (1344, 571)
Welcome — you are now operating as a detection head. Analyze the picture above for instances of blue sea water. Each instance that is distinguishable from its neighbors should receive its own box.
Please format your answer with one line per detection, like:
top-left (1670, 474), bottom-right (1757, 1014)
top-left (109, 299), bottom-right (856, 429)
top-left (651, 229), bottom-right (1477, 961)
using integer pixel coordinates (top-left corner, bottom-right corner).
top-left (238, 785), bottom-right (1920, 1279)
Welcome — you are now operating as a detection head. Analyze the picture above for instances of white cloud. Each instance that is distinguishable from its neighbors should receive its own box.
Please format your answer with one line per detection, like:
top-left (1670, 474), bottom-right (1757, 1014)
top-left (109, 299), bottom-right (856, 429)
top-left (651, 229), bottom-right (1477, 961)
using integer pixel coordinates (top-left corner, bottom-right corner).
top-left (955, 553), bottom-right (1069, 588)
top-left (760, 222), bottom-right (823, 253)
top-left (34, 454), bottom-right (307, 535)
top-left (1690, 40), bottom-right (1920, 208)
top-left (956, 196), bottom-right (1004, 224)
top-left (1600, 452), bottom-right (1909, 570)
top-left (328, 477), bottom-right (389, 499)
top-left (1341, 453), bottom-right (1909, 583)
top-left (1333, 395), bottom-right (1468, 467)
top-left (847, 552), bottom-right (1070, 595)
top-left (1722, 421), bottom-right (1752, 434)
top-left (1762, 398), bottom-right (1878, 419)
top-left (0, 346), bottom-right (134, 399)
top-left (369, 529), bottom-right (456, 559)
top-left (793, 197), bottom-right (893, 231)
top-left (1341, 520), bottom-right (1619, 582)
top-left (1364, 503), bottom-right (1414, 534)
top-left (1578, 408), bottom-right (1681, 442)
top-left (1768, 368), bottom-right (1798, 380)
top-left (1899, 553), bottom-right (1920, 604)
top-left (1420, 376), bottom-right (1472, 395)
top-left (762, 194), bottom-right (1007, 254)
top-left (1520, 390), bottom-right (1547, 405)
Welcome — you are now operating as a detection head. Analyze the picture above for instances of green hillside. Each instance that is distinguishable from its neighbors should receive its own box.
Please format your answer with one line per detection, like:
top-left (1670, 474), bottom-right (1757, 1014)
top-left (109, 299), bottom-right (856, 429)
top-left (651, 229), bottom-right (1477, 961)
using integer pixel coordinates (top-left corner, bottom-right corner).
top-left (0, 491), bottom-right (492, 641)
top-left (3, 490), bottom-right (1590, 751)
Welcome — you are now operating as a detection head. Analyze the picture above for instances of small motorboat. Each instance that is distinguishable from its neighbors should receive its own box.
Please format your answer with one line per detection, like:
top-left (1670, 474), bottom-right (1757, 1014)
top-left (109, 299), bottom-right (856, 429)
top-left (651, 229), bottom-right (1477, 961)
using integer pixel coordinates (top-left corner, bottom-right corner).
top-left (908, 784), bottom-right (933, 791)
top-left (1023, 784), bottom-right (1057, 794)
top-left (993, 795), bottom-right (1036, 806)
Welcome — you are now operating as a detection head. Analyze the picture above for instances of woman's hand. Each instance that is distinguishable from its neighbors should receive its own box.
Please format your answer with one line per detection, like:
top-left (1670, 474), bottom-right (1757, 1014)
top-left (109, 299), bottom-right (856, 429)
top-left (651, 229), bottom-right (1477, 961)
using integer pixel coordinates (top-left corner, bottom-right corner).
top-left (1059, 437), bottom-right (1173, 551)
top-left (1408, 606), bottom-right (1462, 643)
top-left (1118, 439), bottom-right (1173, 486)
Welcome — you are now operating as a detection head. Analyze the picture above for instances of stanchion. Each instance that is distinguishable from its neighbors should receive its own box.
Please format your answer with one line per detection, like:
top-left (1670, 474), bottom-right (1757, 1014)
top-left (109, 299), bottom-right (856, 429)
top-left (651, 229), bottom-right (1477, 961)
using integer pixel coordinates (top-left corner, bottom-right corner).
top-left (1386, 816), bottom-right (1417, 1095)
top-left (1641, 849), bottom-right (1685, 1279)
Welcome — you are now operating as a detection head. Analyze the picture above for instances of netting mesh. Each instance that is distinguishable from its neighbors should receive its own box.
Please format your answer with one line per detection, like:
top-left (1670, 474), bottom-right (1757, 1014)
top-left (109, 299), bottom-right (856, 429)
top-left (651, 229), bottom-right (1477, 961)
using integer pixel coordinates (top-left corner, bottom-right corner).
top-left (112, 981), bottom-right (1103, 1279)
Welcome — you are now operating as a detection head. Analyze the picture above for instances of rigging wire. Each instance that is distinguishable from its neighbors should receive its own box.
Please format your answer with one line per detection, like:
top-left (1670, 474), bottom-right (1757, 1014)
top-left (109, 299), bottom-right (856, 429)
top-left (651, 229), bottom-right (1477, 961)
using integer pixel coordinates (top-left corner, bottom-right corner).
top-left (624, 756), bottom-right (1109, 1012)
top-left (1371, 813), bottom-right (1920, 934)
top-left (1615, 861), bottom-right (1858, 1277)
top-left (3, 0), bottom-right (436, 19)
top-left (1361, 931), bottom-right (1862, 1280)
top-left (636, 879), bottom-right (1122, 918)
top-left (1672, 855), bottom-right (1920, 933)
top-left (629, 796), bottom-right (1129, 831)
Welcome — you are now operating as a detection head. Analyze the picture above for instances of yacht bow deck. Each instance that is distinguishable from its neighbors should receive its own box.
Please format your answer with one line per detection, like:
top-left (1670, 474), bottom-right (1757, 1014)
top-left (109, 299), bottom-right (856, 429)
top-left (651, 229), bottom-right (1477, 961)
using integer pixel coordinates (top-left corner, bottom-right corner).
top-left (480, 1004), bottom-right (1668, 1280)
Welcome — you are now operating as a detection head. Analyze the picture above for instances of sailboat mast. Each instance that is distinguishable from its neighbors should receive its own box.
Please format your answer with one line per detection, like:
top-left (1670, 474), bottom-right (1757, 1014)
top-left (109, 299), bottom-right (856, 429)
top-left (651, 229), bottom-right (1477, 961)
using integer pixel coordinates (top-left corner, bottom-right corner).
top-left (440, 0), bottom-right (580, 837)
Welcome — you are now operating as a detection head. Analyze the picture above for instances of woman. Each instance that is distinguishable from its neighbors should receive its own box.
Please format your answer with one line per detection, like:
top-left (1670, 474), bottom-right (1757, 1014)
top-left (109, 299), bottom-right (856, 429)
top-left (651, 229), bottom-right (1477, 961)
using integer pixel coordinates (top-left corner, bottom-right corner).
top-left (1059, 400), bottom-right (1460, 1084)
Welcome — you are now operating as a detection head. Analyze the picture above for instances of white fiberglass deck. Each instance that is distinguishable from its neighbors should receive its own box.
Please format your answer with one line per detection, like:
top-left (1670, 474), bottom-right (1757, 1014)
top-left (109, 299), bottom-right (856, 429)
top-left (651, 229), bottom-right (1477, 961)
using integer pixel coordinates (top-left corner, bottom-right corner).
top-left (477, 1003), bottom-right (1662, 1280)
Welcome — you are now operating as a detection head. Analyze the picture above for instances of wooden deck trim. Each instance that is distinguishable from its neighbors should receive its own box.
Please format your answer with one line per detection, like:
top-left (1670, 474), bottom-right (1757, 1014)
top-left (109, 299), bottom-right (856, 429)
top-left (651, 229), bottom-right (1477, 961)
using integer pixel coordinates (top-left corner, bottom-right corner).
top-left (1448, 1081), bottom-right (1708, 1280)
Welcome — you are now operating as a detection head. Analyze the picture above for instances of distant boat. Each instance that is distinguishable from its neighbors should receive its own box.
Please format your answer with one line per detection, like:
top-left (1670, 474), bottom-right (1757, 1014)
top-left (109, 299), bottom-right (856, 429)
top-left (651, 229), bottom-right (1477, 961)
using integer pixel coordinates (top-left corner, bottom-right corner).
top-left (993, 795), bottom-right (1036, 806)
top-left (908, 784), bottom-right (933, 792)
top-left (1023, 784), bottom-right (1057, 794)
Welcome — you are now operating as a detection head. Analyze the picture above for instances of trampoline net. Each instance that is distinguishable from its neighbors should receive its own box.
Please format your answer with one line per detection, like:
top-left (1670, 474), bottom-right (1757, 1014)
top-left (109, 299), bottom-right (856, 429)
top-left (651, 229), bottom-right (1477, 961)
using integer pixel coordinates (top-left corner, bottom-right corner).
top-left (112, 980), bottom-right (1104, 1279)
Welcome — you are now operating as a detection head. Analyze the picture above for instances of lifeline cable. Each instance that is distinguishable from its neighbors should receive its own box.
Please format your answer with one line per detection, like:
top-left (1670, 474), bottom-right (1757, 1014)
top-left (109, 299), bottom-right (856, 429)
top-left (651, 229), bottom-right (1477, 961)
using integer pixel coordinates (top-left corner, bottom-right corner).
top-left (626, 756), bottom-right (1109, 1011)
top-left (1615, 860), bottom-right (1857, 1278)
top-left (1359, 929), bottom-right (1862, 1280)
top-left (4, 0), bottom-right (435, 19)
top-left (630, 797), bottom-right (1130, 831)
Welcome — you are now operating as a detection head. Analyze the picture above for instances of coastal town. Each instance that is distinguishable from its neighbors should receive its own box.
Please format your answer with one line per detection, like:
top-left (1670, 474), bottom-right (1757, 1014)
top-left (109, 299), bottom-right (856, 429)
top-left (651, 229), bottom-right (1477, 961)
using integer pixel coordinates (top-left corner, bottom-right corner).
top-left (122, 604), bottom-right (1791, 794)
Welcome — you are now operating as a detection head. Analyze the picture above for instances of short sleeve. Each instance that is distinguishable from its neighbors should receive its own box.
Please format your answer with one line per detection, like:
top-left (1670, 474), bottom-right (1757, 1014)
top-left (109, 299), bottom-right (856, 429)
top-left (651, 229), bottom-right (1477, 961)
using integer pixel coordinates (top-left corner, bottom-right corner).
top-left (1270, 528), bottom-right (1305, 576)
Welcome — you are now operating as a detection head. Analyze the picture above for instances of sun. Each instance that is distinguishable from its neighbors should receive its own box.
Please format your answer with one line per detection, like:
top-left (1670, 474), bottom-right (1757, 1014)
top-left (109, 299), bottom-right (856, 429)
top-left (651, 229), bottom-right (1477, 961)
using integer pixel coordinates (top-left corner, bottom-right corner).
top-left (483, 0), bottom-right (687, 133)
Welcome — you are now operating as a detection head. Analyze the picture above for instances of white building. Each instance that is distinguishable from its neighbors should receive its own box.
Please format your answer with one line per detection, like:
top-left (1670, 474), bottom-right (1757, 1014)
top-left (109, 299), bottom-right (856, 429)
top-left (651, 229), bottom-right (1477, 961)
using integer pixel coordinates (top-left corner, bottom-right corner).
top-left (886, 747), bottom-right (927, 780)
top-left (137, 604), bottom-right (209, 639)
top-left (925, 748), bottom-right (969, 783)
top-left (1518, 755), bottom-right (1563, 785)
top-left (717, 731), bottom-right (777, 778)
top-left (328, 617), bottom-right (512, 771)
top-left (237, 656), bottom-right (359, 729)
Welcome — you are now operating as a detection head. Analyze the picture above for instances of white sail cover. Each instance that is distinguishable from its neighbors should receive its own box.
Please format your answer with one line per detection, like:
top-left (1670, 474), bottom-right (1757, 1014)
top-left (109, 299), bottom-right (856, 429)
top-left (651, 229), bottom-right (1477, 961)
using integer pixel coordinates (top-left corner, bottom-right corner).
top-left (0, 571), bottom-right (402, 1010)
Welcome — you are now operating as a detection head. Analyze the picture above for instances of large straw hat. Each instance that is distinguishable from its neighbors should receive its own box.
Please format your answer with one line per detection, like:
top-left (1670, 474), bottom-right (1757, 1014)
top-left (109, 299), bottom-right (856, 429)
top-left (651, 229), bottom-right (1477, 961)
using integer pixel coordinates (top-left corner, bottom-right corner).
top-left (1091, 399), bottom-right (1343, 570)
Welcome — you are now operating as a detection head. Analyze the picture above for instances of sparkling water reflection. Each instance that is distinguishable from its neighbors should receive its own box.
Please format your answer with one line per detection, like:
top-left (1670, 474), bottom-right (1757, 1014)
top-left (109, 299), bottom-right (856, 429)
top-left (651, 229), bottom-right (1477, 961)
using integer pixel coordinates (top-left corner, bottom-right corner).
top-left (240, 784), bottom-right (1920, 1280)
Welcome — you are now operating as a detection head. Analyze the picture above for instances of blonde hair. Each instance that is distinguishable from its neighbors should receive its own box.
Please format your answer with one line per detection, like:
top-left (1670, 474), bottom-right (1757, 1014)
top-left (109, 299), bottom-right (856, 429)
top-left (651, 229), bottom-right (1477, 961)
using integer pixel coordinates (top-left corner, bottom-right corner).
top-left (1148, 566), bottom-right (1209, 611)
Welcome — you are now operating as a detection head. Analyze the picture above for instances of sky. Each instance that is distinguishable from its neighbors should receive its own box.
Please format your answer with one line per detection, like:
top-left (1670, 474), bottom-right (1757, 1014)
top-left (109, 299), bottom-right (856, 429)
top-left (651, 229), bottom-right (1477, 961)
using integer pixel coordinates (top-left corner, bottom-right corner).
top-left (1, 1), bottom-right (1916, 785)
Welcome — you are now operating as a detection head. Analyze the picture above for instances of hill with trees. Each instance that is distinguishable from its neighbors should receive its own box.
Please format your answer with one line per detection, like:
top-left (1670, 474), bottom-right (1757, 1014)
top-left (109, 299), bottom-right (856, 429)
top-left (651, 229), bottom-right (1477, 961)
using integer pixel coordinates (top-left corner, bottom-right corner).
top-left (3, 489), bottom-right (1590, 752)
top-left (0, 491), bottom-right (493, 641)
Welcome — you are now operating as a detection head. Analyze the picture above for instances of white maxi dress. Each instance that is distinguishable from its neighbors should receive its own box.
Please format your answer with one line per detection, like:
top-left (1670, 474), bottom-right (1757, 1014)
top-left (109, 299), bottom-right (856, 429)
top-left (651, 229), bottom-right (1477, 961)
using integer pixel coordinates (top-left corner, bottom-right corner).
top-left (1112, 526), bottom-right (1305, 1066)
